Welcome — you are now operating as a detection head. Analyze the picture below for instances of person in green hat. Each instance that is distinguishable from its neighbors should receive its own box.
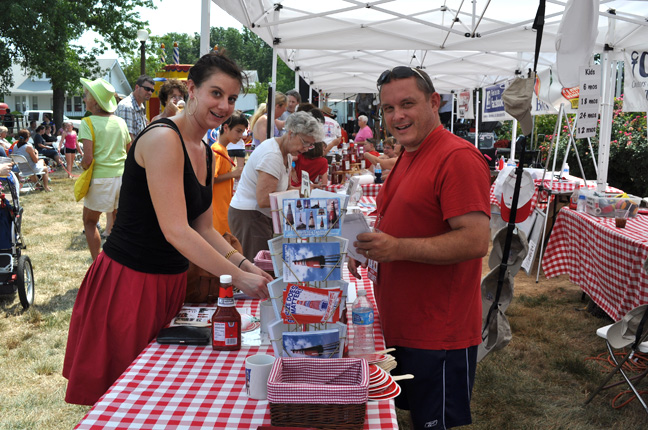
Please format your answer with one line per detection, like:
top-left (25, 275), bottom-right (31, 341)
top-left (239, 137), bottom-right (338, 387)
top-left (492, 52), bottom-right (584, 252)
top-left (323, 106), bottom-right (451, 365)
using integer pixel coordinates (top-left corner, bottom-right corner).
top-left (77, 77), bottom-right (131, 260)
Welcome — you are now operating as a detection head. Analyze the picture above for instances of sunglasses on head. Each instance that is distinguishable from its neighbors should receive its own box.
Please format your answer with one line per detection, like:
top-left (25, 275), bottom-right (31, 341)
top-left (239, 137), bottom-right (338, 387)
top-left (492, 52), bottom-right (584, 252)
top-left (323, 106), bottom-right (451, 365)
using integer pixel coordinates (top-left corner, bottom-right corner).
top-left (141, 86), bottom-right (155, 93)
top-left (376, 66), bottom-right (435, 93)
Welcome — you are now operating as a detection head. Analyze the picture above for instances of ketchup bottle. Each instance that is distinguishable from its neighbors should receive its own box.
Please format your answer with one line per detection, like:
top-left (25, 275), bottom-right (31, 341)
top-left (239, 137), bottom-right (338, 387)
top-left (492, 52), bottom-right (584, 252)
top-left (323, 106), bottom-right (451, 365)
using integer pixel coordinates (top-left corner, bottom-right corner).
top-left (212, 275), bottom-right (241, 351)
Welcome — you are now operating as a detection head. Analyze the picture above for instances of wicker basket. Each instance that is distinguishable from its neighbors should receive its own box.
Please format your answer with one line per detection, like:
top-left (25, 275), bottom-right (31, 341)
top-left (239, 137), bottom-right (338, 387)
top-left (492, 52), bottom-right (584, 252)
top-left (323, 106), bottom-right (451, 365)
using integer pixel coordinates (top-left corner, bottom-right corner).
top-left (267, 358), bottom-right (369, 430)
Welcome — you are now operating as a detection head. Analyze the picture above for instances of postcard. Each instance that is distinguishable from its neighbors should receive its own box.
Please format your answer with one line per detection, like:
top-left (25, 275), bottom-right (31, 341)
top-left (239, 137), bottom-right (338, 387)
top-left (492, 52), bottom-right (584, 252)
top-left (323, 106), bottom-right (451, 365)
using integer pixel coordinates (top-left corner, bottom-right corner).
top-left (282, 329), bottom-right (340, 359)
top-left (268, 319), bottom-right (347, 358)
top-left (268, 278), bottom-right (349, 324)
top-left (282, 242), bottom-right (342, 282)
top-left (269, 189), bottom-right (300, 234)
top-left (301, 170), bottom-right (310, 198)
top-left (283, 197), bottom-right (342, 238)
top-left (340, 212), bottom-right (372, 264)
top-left (281, 283), bottom-right (343, 324)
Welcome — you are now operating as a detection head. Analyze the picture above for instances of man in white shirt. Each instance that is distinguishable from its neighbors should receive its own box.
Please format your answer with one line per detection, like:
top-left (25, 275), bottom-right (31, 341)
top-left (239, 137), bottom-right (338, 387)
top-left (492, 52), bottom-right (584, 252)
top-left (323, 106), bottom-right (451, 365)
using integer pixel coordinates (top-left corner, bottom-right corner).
top-left (321, 106), bottom-right (342, 154)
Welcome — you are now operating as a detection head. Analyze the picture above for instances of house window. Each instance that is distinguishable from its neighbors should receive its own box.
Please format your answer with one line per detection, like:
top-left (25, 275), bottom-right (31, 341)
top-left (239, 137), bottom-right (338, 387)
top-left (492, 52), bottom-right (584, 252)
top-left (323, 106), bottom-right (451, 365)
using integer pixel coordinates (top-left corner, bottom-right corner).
top-left (66, 98), bottom-right (72, 112)
top-left (74, 96), bottom-right (83, 112)
top-left (31, 96), bottom-right (38, 110)
top-left (16, 96), bottom-right (27, 112)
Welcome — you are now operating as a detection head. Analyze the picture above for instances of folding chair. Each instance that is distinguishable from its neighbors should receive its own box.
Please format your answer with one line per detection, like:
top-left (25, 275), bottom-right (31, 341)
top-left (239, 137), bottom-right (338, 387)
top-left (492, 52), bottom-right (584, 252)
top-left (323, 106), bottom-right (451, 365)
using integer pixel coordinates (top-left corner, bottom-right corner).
top-left (585, 305), bottom-right (648, 414)
top-left (10, 154), bottom-right (46, 192)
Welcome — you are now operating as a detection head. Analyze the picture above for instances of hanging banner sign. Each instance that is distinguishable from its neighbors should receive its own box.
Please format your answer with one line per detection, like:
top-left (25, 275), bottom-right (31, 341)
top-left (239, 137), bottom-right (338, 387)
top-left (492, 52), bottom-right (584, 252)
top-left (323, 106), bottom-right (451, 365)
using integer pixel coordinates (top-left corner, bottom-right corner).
top-left (576, 65), bottom-right (601, 138)
top-left (623, 49), bottom-right (648, 112)
top-left (532, 70), bottom-right (558, 115)
top-left (456, 89), bottom-right (474, 120)
top-left (482, 84), bottom-right (513, 121)
top-left (532, 94), bottom-right (558, 115)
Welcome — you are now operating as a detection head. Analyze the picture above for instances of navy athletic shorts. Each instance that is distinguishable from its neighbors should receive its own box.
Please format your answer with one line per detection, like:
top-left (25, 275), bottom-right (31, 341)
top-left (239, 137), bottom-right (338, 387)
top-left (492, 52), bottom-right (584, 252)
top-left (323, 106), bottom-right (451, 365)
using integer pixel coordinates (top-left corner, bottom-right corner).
top-left (227, 149), bottom-right (246, 158)
top-left (392, 345), bottom-right (477, 429)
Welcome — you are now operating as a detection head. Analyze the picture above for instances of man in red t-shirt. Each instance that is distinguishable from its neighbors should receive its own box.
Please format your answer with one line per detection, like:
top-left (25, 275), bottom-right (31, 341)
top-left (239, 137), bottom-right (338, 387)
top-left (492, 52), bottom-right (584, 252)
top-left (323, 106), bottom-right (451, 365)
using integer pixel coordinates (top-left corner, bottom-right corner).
top-left (349, 67), bottom-right (490, 429)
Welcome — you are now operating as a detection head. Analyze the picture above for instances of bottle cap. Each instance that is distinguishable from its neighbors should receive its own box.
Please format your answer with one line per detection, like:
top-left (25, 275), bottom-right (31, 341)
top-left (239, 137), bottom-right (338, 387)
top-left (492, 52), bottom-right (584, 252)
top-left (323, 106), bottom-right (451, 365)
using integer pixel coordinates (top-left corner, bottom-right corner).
top-left (220, 274), bottom-right (232, 284)
top-left (357, 289), bottom-right (367, 296)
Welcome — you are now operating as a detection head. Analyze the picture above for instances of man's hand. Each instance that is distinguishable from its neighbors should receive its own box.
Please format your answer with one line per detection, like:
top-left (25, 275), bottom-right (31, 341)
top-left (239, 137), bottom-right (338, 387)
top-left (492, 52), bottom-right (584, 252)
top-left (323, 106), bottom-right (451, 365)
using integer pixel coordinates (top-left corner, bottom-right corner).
top-left (347, 257), bottom-right (363, 279)
top-left (354, 231), bottom-right (400, 263)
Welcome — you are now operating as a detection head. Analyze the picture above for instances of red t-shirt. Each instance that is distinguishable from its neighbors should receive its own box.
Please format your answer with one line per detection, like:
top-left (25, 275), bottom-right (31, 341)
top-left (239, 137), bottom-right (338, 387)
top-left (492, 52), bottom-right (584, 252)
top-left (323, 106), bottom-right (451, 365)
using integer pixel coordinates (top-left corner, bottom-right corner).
top-left (374, 126), bottom-right (491, 350)
top-left (290, 155), bottom-right (329, 187)
top-left (368, 150), bottom-right (380, 157)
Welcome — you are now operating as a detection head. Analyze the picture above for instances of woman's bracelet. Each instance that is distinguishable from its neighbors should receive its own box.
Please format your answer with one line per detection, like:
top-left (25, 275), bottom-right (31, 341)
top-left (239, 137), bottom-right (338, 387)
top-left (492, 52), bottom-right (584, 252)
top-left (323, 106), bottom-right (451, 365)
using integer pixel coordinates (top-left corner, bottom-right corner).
top-left (237, 258), bottom-right (248, 268)
top-left (225, 249), bottom-right (239, 260)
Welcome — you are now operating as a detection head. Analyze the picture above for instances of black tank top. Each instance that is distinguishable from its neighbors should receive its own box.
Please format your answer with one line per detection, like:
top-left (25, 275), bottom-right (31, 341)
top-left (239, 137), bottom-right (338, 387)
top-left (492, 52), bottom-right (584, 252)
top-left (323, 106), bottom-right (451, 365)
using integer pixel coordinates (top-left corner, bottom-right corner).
top-left (103, 118), bottom-right (213, 274)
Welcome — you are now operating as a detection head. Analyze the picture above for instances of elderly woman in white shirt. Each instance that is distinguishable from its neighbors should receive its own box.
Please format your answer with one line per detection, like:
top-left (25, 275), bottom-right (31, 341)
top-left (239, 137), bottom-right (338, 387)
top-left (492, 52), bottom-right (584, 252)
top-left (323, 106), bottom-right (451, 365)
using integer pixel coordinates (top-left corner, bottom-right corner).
top-left (229, 111), bottom-right (324, 260)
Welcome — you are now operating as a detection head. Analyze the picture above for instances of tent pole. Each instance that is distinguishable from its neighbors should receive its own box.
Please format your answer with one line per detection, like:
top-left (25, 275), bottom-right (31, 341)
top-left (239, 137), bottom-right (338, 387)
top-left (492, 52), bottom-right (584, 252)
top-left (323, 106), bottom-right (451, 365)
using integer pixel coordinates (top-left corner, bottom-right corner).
top-left (597, 50), bottom-right (615, 193)
top-left (597, 13), bottom-right (617, 193)
top-left (474, 91), bottom-right (479, 148)
top-left (269, 46), bottom-right (278, 139)
top-left (450, 92), bottom-right (455, 134)
top-left (200, 0), bottom-right (210, 56)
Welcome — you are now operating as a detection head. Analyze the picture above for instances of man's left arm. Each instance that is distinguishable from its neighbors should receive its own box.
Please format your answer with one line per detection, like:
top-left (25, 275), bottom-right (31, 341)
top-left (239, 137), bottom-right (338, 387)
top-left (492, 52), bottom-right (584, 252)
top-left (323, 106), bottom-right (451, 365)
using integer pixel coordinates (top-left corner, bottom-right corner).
top-left (354, 211), bottom-right (490, 264)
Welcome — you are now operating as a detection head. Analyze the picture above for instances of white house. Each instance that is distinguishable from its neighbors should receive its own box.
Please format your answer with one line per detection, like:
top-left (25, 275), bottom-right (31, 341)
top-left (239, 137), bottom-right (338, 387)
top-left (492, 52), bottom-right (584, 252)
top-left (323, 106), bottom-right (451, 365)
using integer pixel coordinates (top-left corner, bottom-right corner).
top-left (4, 59), bottom-right (131, 117)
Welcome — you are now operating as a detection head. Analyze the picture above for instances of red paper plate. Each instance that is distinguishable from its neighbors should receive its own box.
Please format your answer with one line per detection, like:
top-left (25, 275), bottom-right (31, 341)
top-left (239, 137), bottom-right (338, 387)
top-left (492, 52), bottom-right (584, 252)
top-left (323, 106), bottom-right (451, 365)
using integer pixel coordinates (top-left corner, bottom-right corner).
top-left (241, 321), bottom-right (260, 333)
top-left (369, 364), bottom-right (381, 378)
top-left (369, 370), bottom-right (389, 388)
top-left (369, 380), bottom-right (401, 401)
top-left (365, 354), bottom-right (389, 364)
top-left (369, 374), bottom-right (394, 393)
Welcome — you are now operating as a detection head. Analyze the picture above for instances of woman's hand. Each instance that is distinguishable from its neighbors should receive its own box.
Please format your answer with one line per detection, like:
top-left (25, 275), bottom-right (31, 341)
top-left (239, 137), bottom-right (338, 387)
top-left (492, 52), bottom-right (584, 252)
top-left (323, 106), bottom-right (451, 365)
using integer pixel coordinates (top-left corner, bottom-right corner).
top-left (241, 259), bottom-right (274, 282)
top-left (233, 268), bottom-right (271, 300)
top-left (164, 101), bottom-right (179, 117)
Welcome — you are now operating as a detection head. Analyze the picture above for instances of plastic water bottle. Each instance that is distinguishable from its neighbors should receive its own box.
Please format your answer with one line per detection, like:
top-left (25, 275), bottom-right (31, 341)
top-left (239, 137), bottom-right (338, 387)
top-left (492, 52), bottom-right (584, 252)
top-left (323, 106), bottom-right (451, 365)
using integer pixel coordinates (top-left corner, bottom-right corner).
top-left (562, 162), bottom-right (570, 178)
top-left (577, 194), bottom-right (587, 212)
top-left (349, 289), bottom-right (376, 357)
top-left (374, 163), bottom-right (382, 184)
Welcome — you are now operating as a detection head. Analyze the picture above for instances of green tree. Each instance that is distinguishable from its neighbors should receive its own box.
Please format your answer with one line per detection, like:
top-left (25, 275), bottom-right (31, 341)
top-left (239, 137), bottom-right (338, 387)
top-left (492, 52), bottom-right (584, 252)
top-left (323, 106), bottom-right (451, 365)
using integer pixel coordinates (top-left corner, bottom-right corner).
top-left (209, 27), bottom-right (295, 92)
top-left (120, 26), bottom-right (296, 96)
top-left (0, 0), bottom-right (154, 128)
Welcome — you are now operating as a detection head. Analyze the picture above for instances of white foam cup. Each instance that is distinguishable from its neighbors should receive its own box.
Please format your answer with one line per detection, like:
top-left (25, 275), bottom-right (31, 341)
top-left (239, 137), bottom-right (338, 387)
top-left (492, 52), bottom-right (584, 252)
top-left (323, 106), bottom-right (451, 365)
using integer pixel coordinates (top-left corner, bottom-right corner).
top-left (245, 354), bottom-right (275, 400)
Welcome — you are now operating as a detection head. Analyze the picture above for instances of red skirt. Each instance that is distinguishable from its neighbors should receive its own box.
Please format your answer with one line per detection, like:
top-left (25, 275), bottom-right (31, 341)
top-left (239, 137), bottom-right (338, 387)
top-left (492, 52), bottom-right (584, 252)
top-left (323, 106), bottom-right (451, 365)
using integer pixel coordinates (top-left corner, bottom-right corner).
top-left (63, 252), bottom-right (186, 405)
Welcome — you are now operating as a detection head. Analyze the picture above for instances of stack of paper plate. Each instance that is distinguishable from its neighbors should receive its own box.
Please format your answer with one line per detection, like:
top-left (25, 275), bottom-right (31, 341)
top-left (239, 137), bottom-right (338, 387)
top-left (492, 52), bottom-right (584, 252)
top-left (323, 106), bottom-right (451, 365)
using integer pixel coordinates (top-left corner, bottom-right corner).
top-left (367, 364), bottom-right (401, 401)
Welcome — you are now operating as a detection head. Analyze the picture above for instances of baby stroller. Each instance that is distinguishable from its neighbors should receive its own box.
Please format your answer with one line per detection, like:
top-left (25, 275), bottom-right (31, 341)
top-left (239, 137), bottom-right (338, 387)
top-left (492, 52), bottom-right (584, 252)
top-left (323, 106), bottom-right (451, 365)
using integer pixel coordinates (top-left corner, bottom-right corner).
top-left (0, 173), bottom-right (34, 309)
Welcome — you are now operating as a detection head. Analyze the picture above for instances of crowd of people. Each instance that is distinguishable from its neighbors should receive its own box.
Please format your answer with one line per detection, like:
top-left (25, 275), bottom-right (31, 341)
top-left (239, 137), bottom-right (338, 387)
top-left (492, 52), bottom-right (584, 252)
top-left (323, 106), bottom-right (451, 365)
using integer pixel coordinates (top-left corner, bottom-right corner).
top-left (9, 50), bottom-right (492, 430)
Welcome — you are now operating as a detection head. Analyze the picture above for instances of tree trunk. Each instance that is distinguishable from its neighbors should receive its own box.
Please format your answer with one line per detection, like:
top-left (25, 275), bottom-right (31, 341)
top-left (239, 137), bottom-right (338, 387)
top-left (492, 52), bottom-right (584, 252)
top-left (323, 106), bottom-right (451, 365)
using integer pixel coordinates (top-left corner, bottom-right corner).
top-left (52, 84), bottom-right (66, 133)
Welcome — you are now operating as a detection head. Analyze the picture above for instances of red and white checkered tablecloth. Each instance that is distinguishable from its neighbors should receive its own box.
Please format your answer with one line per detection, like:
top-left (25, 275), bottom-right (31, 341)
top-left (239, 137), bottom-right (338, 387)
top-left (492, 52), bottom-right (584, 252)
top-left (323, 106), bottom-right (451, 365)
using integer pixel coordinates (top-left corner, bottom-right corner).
top-left (74, 268), bottom-right (398, 430)
top-left (489, 178), bottom-right (622, 212)
top-left (542, 207), bottom-right (648, 321)
top-left (324, 183), bottom-right (383, 198)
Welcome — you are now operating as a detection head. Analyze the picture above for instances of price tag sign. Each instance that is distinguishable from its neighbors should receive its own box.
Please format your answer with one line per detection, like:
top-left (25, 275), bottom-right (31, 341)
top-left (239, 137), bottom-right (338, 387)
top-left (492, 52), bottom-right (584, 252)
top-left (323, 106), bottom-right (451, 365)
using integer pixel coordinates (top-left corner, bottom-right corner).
top-left (576, 65), bottom-right (601, 138)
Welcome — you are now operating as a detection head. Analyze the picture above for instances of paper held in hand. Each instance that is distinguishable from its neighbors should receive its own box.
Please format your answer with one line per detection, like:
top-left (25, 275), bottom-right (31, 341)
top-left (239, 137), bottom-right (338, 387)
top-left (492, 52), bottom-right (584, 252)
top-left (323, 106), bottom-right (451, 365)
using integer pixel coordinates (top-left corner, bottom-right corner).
top-left (340, 212), bottom-right (372, 264)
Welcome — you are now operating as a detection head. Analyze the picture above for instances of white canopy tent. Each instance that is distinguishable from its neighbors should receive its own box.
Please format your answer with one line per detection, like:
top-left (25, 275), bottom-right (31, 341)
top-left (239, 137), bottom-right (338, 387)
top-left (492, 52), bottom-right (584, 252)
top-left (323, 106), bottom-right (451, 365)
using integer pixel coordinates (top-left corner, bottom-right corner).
top-left (208, 1), bottom-right (648, 94)
top-left (204, 0), bottom-right (648, 189)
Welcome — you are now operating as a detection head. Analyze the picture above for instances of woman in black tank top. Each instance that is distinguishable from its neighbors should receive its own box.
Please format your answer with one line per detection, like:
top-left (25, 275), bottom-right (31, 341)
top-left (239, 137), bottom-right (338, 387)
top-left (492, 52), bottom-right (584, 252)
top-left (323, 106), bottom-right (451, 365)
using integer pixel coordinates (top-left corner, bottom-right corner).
top-left (63, 52), bottom-right (273, 407)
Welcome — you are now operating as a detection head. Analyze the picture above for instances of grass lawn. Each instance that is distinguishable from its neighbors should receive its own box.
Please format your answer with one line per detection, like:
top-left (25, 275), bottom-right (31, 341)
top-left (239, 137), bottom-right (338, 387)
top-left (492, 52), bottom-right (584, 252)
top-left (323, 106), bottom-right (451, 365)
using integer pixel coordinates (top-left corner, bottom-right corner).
top-left (1, 169), bottom-right (647, 429)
